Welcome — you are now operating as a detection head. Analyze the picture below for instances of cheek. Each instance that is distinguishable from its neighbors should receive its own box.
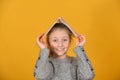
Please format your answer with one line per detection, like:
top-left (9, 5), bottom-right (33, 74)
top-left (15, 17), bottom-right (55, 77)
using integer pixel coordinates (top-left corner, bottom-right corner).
top-left (49, 42), bottom-right (57, 48)
top-left (65, 42), bottom-right (70, 48)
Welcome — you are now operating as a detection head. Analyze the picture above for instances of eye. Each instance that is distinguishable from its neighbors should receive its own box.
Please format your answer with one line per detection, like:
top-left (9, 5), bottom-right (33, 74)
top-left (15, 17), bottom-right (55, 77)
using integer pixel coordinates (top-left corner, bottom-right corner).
top-left (53, 39), bottom-right (57, 42)
top-left (63, 39), bottom-right (68, 42)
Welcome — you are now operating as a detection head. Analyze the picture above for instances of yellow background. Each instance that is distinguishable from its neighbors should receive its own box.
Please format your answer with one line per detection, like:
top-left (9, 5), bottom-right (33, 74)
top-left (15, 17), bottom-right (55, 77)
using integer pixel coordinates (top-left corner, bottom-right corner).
top-left (0, 0), bottom-right (120, 80)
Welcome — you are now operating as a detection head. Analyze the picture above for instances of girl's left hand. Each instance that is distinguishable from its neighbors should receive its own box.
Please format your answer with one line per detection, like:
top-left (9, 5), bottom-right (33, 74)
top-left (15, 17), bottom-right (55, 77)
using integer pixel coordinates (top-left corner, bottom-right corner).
top-left (76, 34), bottom-right (86, 47)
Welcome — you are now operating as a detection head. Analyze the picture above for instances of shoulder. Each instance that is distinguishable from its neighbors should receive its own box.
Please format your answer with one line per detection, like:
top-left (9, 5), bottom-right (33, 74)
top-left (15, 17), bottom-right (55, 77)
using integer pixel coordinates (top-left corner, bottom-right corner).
top-left (69, 56), bottom-right (78, 66)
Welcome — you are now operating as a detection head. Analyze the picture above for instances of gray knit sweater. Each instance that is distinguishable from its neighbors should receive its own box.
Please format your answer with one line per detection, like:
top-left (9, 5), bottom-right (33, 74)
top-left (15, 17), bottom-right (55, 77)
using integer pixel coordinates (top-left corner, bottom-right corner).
top-left (34, 46), bottom-right (95, 80)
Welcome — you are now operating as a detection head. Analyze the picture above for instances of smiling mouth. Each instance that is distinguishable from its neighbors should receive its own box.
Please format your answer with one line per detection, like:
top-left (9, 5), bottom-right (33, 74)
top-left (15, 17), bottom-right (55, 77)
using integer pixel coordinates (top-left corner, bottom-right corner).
top-left (56, 48), bottom-right (65, 51)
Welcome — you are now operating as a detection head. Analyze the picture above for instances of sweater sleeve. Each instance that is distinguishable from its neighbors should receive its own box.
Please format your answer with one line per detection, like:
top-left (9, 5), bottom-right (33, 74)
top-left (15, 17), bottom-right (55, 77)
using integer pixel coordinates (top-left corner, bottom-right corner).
top-left (34, 48), bottom-right (54, 80)
top-left (73, 46), bottom-right (95, 80)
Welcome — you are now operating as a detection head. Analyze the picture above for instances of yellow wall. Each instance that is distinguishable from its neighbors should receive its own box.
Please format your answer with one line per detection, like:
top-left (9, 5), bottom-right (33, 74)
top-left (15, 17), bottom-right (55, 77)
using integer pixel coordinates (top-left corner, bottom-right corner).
top-left (0, 0), bottom-right (120, 80)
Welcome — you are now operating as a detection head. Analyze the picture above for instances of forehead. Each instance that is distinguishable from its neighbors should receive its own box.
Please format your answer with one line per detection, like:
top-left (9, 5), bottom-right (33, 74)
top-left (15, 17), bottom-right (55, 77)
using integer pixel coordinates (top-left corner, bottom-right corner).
top-left (49, 29), bottom-right (69, 38)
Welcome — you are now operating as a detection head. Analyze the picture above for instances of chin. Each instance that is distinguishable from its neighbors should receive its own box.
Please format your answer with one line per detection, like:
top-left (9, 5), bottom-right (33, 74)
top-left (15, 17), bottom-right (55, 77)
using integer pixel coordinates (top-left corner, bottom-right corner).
top-left (55, 51), bottom-right (66, 56)
top-left (57, 53), bottom-right (65, 56)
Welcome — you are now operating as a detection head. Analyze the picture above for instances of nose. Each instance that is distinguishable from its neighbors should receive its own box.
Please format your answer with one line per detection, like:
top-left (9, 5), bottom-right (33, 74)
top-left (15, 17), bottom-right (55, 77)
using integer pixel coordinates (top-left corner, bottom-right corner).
top-left (58, 41), bottom-right (63, 47)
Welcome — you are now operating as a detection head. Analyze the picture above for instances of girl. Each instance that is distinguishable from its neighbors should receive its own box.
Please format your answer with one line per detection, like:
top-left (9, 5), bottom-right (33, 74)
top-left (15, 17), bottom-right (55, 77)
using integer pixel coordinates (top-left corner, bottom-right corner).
top-left (34, 23), bottom-right (95, 80)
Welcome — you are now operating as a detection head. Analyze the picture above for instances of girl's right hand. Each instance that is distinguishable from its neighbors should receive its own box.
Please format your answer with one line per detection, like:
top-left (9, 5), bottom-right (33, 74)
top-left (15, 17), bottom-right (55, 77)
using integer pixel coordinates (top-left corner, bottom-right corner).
top-left (36, 34), bottom-right (47, 49)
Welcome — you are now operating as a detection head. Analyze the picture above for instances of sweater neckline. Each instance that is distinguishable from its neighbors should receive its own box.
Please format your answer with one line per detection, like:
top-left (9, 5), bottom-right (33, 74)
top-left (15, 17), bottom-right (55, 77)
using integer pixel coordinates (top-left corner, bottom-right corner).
top-left (51, 56), bottom-right (72, 63)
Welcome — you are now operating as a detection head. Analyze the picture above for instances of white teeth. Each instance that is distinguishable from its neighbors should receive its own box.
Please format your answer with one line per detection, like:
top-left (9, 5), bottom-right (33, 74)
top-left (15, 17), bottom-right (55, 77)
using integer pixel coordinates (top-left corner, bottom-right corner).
top-left (57, 48), bottom-right (64, 51)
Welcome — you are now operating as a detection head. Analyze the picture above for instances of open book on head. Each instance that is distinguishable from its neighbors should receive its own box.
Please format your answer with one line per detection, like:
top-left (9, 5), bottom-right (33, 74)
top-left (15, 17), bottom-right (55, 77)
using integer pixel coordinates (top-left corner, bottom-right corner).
top-left (43, 17), bottom-right (77, 38)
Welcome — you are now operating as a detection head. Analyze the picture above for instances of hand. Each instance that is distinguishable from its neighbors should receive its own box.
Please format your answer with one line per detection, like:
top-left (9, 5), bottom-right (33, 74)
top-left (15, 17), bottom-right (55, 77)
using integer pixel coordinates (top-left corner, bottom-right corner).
top-left (76, 34), bottom-right (86, 47)
top-left (36, 34), bottom-right (47, 49)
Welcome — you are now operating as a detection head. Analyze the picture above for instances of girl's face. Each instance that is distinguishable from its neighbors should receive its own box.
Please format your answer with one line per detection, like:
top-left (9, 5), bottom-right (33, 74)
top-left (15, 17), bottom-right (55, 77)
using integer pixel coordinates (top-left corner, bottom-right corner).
top-left (48, 29), bottom-right (71, 59)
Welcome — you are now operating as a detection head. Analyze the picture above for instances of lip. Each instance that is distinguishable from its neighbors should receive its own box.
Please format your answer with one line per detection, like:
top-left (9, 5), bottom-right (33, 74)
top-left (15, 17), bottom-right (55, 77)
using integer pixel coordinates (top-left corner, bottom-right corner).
top-left (55, 48), bottom-right (65, 52)
top-left (56, 48), bottom-right (65, 51)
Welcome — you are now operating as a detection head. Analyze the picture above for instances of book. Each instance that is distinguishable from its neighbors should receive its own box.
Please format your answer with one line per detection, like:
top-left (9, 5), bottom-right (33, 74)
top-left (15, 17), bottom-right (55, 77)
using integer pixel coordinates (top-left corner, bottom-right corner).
top-left (43, 17), bottom-right (77, 38)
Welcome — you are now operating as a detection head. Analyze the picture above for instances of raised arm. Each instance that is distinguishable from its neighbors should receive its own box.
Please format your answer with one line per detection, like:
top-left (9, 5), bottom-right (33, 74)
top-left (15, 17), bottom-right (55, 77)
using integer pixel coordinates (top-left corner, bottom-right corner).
top-left (74, 46), bottom-right (95, 80)
top-left (34, 34), bottom-right (54, 80)
top-left (34, 48), bottom-right (54, 80)
top-left (74, 34), bottom-right (95, 80)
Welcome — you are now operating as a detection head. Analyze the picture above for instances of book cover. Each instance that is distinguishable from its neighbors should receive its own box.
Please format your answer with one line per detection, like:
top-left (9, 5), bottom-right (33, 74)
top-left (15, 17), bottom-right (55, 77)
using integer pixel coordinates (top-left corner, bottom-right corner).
top-left (43, 17), bottom-right (77, 38)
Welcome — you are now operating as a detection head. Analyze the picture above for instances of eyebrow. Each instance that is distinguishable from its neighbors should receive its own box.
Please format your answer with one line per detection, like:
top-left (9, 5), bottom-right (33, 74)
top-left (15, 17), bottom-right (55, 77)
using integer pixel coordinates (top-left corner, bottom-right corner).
top-left (52, 36), bottom-right (69, 39)
top-left (50, 37), bottom-right (69, 40)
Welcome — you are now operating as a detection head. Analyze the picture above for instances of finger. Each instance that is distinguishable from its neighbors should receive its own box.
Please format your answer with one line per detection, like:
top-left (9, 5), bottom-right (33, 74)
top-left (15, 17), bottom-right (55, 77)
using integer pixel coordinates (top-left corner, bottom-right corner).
top-left (37, 33), bottom-right (45, 41)
top-left (80, 35), bottom-right (83, 42)
top-left (37, 35), bottom-right (42, 41)
top-left (76, 34), bottom-right (85, 42)
top-left (80, 35), bottom-right (86, 43)
top-left (42, 38), bottom-right (47, 47)
top-left (76, 35), bottom-right (81, 40)
top-left (75, 32), bottom-right (79, 37)
top-left (39, 34), bottom-right (44, 40)
top-left (76, 37), bottom-right (79, 46)
top-left (81, 35), bottom-right (85, 41)
top-left (78, 35), bottom-right (85, 42)
top-left (41, 38), bottom-right (45, 44)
